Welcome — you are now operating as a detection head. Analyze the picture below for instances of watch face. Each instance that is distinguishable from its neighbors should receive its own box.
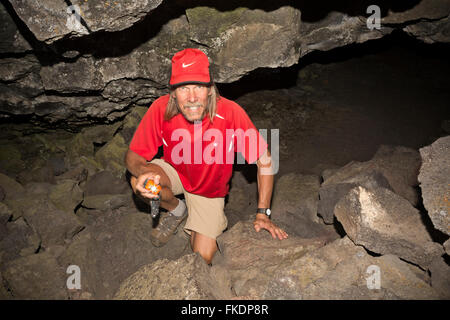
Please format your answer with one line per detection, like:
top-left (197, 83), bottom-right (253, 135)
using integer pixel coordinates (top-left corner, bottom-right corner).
top-left (266, 209), bottom-right (271, 216)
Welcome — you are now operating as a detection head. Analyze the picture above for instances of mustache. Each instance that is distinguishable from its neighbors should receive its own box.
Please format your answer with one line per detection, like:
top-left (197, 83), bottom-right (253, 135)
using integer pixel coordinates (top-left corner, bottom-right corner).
top-left (184, 103), bottom-right (203, 109)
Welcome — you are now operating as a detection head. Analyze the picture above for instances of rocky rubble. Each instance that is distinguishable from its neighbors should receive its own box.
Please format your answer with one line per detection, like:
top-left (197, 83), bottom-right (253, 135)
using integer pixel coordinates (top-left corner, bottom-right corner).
top-left (114, 138), bottom-right (449, 300)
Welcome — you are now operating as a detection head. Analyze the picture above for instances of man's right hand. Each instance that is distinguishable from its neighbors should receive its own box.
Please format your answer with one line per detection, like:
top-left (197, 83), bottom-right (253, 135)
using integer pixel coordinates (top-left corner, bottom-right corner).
top-left (131, 172), bottom-right (161, 200)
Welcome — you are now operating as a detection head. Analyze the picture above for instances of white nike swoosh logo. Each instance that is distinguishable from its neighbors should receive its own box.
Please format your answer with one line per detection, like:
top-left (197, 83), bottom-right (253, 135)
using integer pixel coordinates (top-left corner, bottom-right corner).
top-left (182, 62), bottom-right (195, 68)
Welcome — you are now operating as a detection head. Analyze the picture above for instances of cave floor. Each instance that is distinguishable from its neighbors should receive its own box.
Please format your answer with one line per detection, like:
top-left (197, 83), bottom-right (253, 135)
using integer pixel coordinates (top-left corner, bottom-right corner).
top-left (233, 41), bottom-right (450, 179)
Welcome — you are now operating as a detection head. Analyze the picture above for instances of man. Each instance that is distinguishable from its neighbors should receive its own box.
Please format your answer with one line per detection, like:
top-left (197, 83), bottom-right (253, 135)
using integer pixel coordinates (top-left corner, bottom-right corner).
top-left (125, 48), bottom-right (287, 264)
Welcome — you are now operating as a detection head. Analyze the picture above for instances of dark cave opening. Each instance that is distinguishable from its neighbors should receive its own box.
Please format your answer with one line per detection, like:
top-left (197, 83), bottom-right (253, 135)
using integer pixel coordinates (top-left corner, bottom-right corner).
top-left (216, 29), bottom-right (450, 180)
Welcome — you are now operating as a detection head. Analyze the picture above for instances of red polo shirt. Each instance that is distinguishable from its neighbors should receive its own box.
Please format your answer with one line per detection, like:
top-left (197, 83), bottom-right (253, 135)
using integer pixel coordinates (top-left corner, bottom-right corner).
top-left (129, 94), bottom-right (268, 197)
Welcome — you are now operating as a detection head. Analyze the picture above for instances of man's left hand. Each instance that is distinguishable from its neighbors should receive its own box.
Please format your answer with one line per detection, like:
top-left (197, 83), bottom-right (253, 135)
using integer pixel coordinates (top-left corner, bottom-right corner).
top-left (253, 214), bottom-right (288, 240)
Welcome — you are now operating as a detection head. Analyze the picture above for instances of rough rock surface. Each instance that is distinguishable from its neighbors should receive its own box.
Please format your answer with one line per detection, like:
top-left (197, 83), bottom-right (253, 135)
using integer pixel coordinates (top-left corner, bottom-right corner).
top-left (257, 236), bottom-right (438, 299)
top-left (0, 2), bottom-right (32, 53)
top-left (115, 222), bottom-right (442, 300)
top-left (7, 0), bottom-right (164, 43)
top-left (58, 207), bottom-right (190, 299)
top-left (334, 186), bottom-right (443, 269)
top-left (270, 172), bottom-right (340, 240)
top-left (0, 173), bottom-right (25, 200)
top-left (0, 217), bottom-right (41, 266)
top-left (444, 239), bottom-right (450, 255)
top-left (2, 251), bottom-right (68, 299)
top-left (114, 253), bottom-right (219, 300)
top-left (429, 256), bottom-right (450, 299)
top-left (21, 198), bottom-right (84, 248)
top-left (115, 220), bottom-right (328, 299)
top-left (318, 145), bottom-right (421, 224)
top-left (318, 168), bottom-right (392, 224)
top-left (418, 136), bottom-right (450, 236)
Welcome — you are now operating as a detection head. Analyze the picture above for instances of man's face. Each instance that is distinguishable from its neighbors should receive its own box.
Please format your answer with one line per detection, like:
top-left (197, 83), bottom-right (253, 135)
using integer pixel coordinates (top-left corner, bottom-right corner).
top-left (173, 84), bottom-right (211, 122)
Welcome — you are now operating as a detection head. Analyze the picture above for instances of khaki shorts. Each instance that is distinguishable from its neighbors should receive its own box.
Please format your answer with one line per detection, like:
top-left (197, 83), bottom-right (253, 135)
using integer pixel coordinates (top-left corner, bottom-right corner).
top-left (150, 158), bottom-right (227, 240)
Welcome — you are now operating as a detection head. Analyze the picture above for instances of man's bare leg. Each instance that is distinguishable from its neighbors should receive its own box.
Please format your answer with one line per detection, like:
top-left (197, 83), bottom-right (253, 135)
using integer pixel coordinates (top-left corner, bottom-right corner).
top-left (190, 231), bottom-right (218, 265)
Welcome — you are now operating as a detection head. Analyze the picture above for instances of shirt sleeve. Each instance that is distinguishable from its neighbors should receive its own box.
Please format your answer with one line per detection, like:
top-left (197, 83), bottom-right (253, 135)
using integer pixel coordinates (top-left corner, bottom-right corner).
top-left (232, 102), bottom-right (268, 164)
top-left (129, 98), bottom-right (164, 161)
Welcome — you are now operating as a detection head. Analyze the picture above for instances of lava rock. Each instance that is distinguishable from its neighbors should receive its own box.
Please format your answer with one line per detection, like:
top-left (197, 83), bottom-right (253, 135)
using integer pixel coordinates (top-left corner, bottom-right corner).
top-left (318, 168), bottom-right (392, 224)
top-left (82, 194), bottom-right (131, 212)
top-left (7, 0), bottom-right (163, 43)
top-left (334, 186), bottom-right (443, 269)
top-left (58, 207), bottom-right (190, 299)
top-left (272, 173), bottom-right (321, 223)
top-left (0, 202), bottom-right (11, 227)
top-left (0, 217), bottom-right (41, 266)
top-left (0, 2), bottom-right (32, 54)
top-left (429, 256), bottom-right (450, 299)
top-left (114, 253), bottom-right (219, 300)
top-left (84, 170), bottom-right (130, 197)
top-left (444, 239), bottom-right (450, 255)
top-left (49, 179), bottom-right (83, 213)
top-left (418, 136), bottom-right (450, 236)
top-left (21, 198), bottom-right (84, 248)
top-left (0, 173), bottom-right (25, 200)
top-left (2, 251), bottom-right (68, 299)
top-left (94, 134), bottom-right (129, 178)
top-left (214, 220), bottom-right (327, 298)
top-left (262, 237), bottom-right (439, 299)
top-left (318, 145), bottom-right (422, 224)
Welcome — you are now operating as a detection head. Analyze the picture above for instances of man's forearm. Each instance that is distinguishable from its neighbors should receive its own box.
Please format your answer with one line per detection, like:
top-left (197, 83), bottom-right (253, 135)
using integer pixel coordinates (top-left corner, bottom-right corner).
top-left (257, 166), bottom-right (273, 208)
top-left (125, 149), bottom-right (153, 178)
top-left (256, 149), bottom-right (274, 208)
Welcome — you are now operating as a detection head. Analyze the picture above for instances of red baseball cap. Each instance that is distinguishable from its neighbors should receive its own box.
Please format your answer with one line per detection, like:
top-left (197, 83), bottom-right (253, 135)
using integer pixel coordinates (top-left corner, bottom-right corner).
top-left (169, 48), bottom-right (211, 87)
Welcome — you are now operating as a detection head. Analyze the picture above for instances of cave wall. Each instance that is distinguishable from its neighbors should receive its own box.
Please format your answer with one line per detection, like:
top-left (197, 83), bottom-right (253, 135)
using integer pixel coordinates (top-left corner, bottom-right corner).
top-left (0, 0), bottom-right (449, 127)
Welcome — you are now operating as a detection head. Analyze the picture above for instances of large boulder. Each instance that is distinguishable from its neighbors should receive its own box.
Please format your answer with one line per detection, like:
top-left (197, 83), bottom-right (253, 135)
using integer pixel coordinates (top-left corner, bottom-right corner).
top-left (418, 136), bottom-right (450, 236)
top-left (82, 194), bottom-right (131, 212)
top-left (444, 239), bottom-right (450, 256)
top-left (21, 198), bottom-right (84, 248)
top-left (94, 134), bottom-right (129, 178)
top-left (0, 217), bottom-right (41, 267)
top-left (272, 173), bottom-right (321, 223)
top-left (0, 2), bottom-right (31, 54)
top-left (334, 186), bottom-right (443, 269)
top-left (428, 256), bottom-right (450, 299)
top-left (84, 170), bottom-right (130, 196)
top-left (0, 202), bottom-right (12, 229)
top-left (404, 14), bottom-right (450, 44)
top-left (318, 168), bottom-right (392, 224)
top-left (225, 170), bottom-right (258, 228)
top-left (114, 253), bottom-right (221, 300)
top-left (7, 0), bottom-right (163, 43)
top-left (214, 220), bottom-right (329, 298)
top-left (0, 173), bottom-right (25, 200)
top-left (49, 179), bottom-right (83, 213)
top-left (188, 6), bottom-right (302, 83)
top-left (318, 145), bottom-right (422, 224)
top-left (115, 220), bottom-right (327, 299)
top-left (2, 251), bottom-right (68, 299)
top-left (65, 123), bottom-right (122, 169)
top-left (251, 236), bottom-right (439, 299)
top-left (269, 173), bottom-right (340, 240)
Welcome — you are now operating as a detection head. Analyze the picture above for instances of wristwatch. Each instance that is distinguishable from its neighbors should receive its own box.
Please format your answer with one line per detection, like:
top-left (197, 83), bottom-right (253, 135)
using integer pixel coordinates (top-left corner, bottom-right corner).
top-left (257, 208), bottom-right (271, 218)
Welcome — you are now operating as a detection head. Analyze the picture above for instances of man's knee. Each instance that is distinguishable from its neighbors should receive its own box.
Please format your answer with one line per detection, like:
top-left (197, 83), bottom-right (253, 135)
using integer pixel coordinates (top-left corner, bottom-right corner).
top-left (191, 232), bottom-right (218, 264)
